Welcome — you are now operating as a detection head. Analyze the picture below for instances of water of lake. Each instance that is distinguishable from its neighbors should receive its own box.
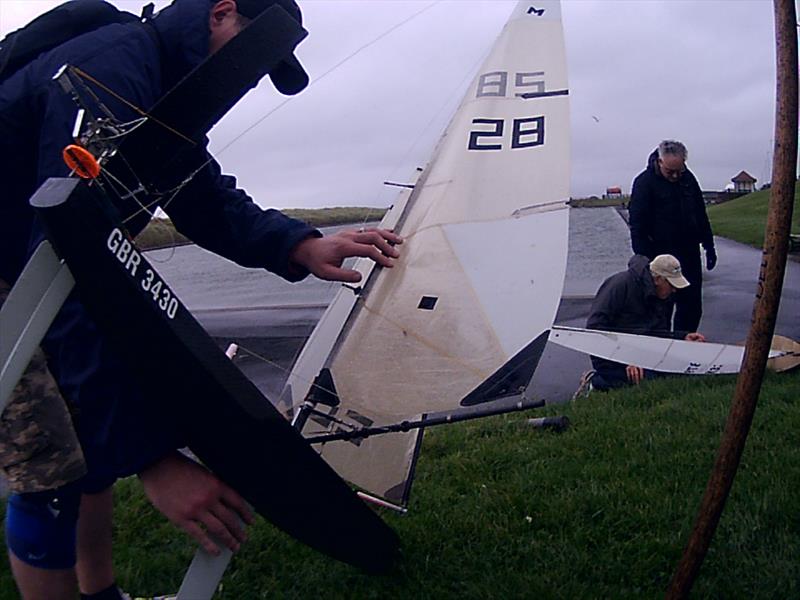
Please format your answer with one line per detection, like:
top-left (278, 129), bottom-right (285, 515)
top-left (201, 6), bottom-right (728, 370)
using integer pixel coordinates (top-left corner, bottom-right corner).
top-left (148, 207), bottom-right (632, 310)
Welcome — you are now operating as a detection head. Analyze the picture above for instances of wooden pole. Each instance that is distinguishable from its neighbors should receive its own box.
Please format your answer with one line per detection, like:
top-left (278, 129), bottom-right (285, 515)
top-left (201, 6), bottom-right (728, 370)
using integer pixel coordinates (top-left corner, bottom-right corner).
top-left (665, 1), bottom-right (798, 597)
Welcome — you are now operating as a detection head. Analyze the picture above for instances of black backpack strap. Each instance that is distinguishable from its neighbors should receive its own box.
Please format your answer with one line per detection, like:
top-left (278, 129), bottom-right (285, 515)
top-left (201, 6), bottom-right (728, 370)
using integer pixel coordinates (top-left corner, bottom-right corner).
top-left (0, 0), bottom-right (138, 83)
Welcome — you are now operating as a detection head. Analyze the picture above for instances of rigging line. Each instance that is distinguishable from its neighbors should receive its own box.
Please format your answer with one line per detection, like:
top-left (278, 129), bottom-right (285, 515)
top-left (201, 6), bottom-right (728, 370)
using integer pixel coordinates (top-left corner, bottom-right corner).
top-left (396, 200), bottom-right (569, 244)
top-left (357, 297), bottom-right (490, 380)
top-left (377, 28), bottom-right (493, 205)
top-left (69, 3), bottom-right (442, 220)
top-left (233, 343), bottom-right (342, 401)
top-left (70, 65), bottom-right (196, 146)
top-left (91, 117), bottom-right (149, 142)
top-left (99, 167), bottom-right (154, 219)
top-left (120, 173), bottom-right (188, 224)
top-left (119, 153), bottom-right (209, 225)
top-left (134, 0), bottom-right (446, 238)
top-left (144, 222), bottom-right (178, 264)
top-left (63, 65), bottom-right (119, 124)
top-left (209, 0), bottom-right (442, 161)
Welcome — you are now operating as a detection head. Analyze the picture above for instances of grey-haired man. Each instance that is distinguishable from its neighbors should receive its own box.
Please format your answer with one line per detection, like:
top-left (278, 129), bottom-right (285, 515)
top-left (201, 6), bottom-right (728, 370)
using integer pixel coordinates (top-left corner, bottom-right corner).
top-left (628, 140), bottom-right (716, 333)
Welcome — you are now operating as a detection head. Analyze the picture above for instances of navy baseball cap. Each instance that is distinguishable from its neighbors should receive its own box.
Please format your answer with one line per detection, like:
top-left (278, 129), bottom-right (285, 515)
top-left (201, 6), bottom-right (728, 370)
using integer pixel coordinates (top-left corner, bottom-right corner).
top-left (235, 0), bottom-right (309, 95)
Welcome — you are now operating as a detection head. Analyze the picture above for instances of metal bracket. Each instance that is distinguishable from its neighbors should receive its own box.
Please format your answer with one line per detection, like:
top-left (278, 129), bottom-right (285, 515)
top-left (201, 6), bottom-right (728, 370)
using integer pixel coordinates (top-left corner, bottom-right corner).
top-left (0, 241), bottom-right (74, 413)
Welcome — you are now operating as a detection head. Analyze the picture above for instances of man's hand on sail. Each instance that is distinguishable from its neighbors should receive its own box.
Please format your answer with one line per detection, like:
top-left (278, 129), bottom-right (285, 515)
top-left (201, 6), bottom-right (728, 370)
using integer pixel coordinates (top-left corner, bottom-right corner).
top-left (289, 228), bottom-right (404, 283)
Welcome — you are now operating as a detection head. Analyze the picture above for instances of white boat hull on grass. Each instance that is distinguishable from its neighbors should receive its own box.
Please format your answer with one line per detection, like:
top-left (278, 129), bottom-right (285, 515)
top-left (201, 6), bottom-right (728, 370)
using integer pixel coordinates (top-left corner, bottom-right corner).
top-left (549, 326), bottom-right (797, 375)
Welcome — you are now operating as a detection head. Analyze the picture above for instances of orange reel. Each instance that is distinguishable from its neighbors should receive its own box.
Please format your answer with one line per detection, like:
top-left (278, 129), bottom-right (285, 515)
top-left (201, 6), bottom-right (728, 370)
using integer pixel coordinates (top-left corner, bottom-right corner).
top-left (63, 144), bottom-right (101, 179)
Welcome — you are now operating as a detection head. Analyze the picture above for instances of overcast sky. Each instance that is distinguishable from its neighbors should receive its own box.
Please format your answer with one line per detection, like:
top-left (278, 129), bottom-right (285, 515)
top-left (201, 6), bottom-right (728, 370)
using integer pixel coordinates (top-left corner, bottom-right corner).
top-left (0, 0), bottom-right (784, 209)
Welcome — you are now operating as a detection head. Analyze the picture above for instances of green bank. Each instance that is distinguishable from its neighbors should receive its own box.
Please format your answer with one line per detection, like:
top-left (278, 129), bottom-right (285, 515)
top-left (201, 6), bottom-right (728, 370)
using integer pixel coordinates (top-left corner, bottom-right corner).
top-left (706, 183), bottom-right (800, 249)
top-left (135, 207), bottom-right (388, 250)
top-left (3, 371), bottom-right (797, 598)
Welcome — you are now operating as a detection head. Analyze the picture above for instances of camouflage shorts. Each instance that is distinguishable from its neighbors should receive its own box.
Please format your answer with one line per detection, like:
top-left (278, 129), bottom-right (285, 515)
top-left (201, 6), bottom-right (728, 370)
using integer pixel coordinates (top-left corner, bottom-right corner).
top-left (0, 278), bottom-right (86, 494)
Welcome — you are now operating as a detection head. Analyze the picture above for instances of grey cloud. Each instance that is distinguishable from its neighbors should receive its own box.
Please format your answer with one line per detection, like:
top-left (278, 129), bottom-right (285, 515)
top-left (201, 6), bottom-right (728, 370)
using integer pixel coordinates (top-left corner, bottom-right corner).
top-left (2, 0), bottom-right (782, 205)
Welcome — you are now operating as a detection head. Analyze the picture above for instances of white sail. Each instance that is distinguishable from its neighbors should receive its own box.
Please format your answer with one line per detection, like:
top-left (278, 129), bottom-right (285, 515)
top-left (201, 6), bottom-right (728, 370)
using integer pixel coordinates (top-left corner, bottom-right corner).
top-left (549, 326), bottom-right (786, 375)
top-left (281, 0), bottom-right (571, 504)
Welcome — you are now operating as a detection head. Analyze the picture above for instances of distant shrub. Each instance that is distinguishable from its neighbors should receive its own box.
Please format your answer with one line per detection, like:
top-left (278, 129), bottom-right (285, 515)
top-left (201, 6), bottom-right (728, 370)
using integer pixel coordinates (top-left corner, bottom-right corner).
top-left (570, 195), bottom-right (629, 208)
top-left (134, 207), bottom-right (390, 250)
top-left (135, 218), bottom-right (190, 250)
top-left (283, 206), bottom-right (388, 227)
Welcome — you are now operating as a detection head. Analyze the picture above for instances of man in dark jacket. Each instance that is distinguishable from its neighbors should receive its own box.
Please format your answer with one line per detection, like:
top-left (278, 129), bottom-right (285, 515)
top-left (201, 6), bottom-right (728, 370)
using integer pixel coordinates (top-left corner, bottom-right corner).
top-left (0, 1), bottom-right (401, 598)
top-left (628, 140), bottom-right (716, 333)
top-left (583, 254), bottom-right (705, 392)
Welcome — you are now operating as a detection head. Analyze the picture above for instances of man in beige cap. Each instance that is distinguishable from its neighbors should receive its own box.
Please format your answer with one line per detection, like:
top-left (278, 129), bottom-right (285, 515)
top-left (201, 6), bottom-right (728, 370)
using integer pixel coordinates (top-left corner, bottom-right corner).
top-left (576, 254), bottom-right (706, 395)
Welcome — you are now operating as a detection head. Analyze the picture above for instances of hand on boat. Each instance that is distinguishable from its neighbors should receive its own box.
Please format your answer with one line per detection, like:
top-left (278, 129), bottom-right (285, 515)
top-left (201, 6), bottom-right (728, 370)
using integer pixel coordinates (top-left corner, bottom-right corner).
top-left (704, 245), bottom-right (718, 271)
top-left (685, 332), bottom-right (706, 342)
top-left (625, 364), bottom-right (645, 384)
top-left (290, 228), bottom-right (403, 283)
top-left (139, 451), bottom-right (254, 555)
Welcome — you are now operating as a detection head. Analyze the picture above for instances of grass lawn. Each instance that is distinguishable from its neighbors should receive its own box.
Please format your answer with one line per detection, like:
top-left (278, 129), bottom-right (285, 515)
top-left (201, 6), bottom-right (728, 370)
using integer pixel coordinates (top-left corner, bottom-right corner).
top-left (3, 370), bottom-right (797, 599)
top-left (3, 189), bottom-right (797, 598)
top-left (707, 184), bottom-right (800, 249)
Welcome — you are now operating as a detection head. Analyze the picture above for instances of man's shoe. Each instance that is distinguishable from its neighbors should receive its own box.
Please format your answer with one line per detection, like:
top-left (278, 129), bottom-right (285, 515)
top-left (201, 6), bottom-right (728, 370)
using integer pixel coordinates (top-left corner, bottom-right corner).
top-left (572, 370), bottom-right (596, 401)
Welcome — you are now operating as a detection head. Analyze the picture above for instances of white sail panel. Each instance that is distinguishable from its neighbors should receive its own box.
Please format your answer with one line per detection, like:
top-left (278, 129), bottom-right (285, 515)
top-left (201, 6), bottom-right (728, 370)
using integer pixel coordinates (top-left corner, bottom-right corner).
top-left (444, 209), bottom-right (568, 356)
top-left (286, 0), bottom-right (571, 503)
top-left (304, 412), bottom-right (422, 506)
top-left (328, 225), bottom-right (510, 417)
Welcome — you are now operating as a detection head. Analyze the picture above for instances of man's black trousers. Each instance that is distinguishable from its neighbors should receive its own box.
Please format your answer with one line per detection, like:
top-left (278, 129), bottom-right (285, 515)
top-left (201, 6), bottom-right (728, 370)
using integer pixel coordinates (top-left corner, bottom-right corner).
top-left (671, 247), bottom-right (703, 333)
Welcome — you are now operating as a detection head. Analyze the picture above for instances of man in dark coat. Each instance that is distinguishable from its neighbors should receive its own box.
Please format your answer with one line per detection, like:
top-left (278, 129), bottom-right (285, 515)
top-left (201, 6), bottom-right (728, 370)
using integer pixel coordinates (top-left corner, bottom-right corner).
top-left (628, 140), bottom-right (716, 333)
top-left (0, 1), bottom-right (401, 598)
top-left (583, 254), bottom-right (705, 392)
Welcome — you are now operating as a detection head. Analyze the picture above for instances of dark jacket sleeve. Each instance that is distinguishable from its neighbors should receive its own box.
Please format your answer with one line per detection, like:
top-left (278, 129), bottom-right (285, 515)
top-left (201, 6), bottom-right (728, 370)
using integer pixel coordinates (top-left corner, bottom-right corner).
top-left (164, 149), bottom-right (321, 282)
top-left (587, 276), bottom-right (627, 331)
top-left (628, 173), bottom-right (654, 257)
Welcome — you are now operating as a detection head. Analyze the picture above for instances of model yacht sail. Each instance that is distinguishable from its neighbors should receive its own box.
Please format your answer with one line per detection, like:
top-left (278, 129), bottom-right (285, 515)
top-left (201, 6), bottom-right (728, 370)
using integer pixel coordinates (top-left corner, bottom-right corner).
top-left (281, 0), bottom-right (571, 505)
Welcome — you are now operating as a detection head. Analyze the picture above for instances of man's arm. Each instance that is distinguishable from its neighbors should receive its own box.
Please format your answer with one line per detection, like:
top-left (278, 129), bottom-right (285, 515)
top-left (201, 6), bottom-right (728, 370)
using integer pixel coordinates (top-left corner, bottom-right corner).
top-left (587, 276), bottom-right (626, 331)
top-left (165, 153), bottom-right (400, 282)
top-left (628, 175), bottom-right (654, 257)
top-left (164, 154), bottom-right (318, 280)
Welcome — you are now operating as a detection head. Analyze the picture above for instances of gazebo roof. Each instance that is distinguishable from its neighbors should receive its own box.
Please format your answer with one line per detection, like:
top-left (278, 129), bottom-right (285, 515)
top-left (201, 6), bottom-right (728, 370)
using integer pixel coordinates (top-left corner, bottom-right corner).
top-left (732, 170), bottom-right (757, 183)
